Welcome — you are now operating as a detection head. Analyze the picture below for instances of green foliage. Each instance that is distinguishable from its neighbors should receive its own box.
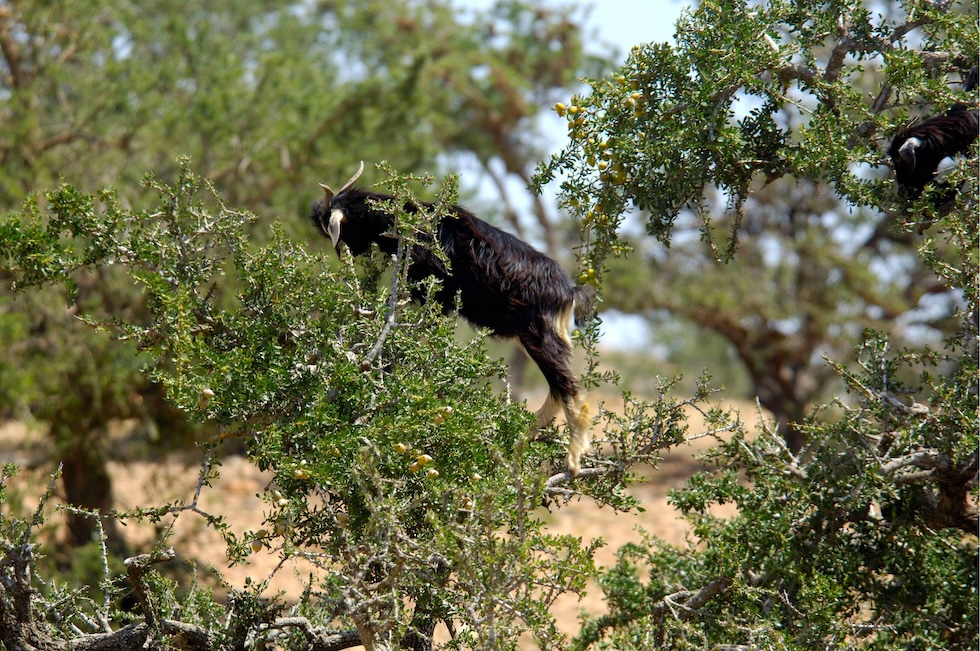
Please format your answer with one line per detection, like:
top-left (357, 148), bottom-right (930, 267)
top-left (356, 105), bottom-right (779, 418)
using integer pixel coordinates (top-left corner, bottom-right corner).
top-left (577, 325), bottom-right (977, 649)
top-left (534, 0), bottom-right (979, 648)
top-left (2, 162), bottom-right (663, 649)
top-left (540, 0), bottom-right (977, 259)
top-left (0, 0), bottom-right (607, 558)
top-left (536, 0), bottom-right (978, 458)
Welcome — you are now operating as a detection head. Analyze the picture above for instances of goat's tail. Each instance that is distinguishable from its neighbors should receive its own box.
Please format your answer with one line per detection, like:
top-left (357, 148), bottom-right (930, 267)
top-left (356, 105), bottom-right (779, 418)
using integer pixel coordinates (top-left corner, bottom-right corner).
top-left (572, 284), bottom-right (596, 325)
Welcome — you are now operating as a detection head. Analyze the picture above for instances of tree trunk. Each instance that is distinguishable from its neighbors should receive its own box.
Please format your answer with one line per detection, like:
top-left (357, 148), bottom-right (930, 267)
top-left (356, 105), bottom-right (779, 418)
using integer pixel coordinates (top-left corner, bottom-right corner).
top-left (507, 344), bottom-right (530, 397)
top-left (56, 425), bottom-right (119, 547)
top-left (777, 418), bottom-right (807, 455)
top-left (746, 354), bottom-right (812, 455)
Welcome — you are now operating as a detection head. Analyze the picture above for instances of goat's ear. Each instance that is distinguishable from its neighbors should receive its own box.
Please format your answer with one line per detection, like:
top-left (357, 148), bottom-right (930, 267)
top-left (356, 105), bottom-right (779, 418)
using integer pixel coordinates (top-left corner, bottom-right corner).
top-left (327, 208), bottom-right (345, 249)
top-left (898, 137), bottom-right (921, 165)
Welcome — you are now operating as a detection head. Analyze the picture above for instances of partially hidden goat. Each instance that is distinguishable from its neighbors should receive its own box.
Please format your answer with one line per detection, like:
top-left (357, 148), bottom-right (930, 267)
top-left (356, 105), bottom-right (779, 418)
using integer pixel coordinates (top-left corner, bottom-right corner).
top-left (889, 69), bottom-right (979, 198)
top-left (309, 162), bottom-right (593, 476)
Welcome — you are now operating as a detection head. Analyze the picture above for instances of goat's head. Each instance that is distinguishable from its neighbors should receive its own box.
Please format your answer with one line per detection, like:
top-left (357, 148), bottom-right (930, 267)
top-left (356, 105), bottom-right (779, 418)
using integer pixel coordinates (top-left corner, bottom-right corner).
top-left (309, 161), bottom-right (370, 253)
top-left (888, 108), bottom-right (979, 197)
top-left (893, 135), bottom-right (921, 169)
top-left (888, 130), bottom-right (923, 192)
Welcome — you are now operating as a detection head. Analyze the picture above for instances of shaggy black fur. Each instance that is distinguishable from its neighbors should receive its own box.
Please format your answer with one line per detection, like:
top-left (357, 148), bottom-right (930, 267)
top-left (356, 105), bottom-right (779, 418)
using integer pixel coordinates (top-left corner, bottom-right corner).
top-left (310, 182), bottom-right (594, 475)
top-left (889, 106), bottom-right (978, 197)
top-left (889, 69), bottom-right (979, 198)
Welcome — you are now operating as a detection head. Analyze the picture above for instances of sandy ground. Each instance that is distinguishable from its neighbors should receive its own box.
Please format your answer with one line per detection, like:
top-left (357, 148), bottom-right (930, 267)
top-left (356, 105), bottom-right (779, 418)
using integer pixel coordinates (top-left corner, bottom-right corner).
top-left (0, 395), bottom-right (764, 645)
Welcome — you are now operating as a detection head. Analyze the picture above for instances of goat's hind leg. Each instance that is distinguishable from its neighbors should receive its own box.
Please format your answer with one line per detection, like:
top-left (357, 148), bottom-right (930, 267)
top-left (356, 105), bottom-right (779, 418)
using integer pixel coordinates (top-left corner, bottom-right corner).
top-left (561, 392), bottom-right (591, 477)
top-left (520, 327), bottom-right (592, 475)
top-left (533, 391), bottom-right (563, 438)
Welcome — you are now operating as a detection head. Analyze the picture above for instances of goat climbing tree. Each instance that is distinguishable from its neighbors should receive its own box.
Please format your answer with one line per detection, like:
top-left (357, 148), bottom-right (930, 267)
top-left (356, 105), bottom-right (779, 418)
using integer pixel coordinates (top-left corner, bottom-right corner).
top-left (0, 162), bottom-right (701, 650)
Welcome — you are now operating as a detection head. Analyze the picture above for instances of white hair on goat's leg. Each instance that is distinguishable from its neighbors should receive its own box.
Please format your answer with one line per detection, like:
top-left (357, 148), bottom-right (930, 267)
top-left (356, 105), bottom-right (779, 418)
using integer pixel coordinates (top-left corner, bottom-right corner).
top-left (542, 302), bottom-right (593, 476)
top-left (535, 392), bottom-right (562, 427)
top-left (563, 394), bottom-right (591, 477)
top-left (552, 303), bottom-right (575, 347)
top-left (534, 387), bottom-right (591, 476)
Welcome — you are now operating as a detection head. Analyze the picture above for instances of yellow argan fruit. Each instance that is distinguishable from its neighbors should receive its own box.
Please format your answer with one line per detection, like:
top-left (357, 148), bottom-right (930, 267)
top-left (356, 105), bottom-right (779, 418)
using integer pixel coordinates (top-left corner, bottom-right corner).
top-left (198, 387), bottom-right (215, 409)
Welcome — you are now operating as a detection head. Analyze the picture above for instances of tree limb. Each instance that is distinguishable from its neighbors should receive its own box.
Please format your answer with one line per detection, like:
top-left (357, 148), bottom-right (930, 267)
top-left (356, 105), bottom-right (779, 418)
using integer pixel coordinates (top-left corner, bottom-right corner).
top-left (251, 617), bottom-right (362, 651)
top-left (573, 577), bottom-right (731, 651)
top-left (0, 9), bottom-right (27, 90)
top-left (124, 549), bottom-right (177, 629)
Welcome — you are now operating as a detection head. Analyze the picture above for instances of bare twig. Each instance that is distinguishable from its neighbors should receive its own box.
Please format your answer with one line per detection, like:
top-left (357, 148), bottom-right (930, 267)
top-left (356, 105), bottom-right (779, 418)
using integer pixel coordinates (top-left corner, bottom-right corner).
top-left (124, 548), bottom-right (177, 629)
top-left (361, 246), bottom-right (408, 368)
top-left (249, 617), bottom-right (362, 651)
top-left (60, 506), bottom-right (113, 633)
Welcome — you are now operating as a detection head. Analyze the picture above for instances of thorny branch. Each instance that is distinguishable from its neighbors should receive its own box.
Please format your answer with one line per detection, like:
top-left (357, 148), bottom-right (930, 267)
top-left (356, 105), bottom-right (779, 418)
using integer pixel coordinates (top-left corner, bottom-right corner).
top-left (544, 404), bottom-right (741, 502)
top-left (573, 577), bottom-right (732, 650)
top-left (1, 535), bottom-right (366, 651)
top-left (773, 6), bottom-right (954, 144)
top-left (124, 549), bottom-right (177, 629)
top-left (361, 226), bottom-right (414, 369)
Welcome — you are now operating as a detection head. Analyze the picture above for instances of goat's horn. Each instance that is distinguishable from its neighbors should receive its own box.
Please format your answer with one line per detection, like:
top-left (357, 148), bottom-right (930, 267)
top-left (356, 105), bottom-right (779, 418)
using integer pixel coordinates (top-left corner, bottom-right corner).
top-left (337, 160), bottom-right (365, 194)
top-left (318, 161), bottom-right (364, 203)
top-left (327, 209), bottom-right (344, 249)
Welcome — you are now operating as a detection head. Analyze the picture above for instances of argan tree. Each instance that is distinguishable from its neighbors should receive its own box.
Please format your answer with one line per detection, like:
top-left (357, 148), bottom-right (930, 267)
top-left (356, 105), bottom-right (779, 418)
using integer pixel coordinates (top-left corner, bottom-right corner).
top-left (0, 0), bottom-right (605, 550)
top-left (0, 162), bottom-right (705, 650)
top-left (0, 0), bottom-right (976, 650)
top-left (541, 0), bottom-right (977, 450)
top-left (538, 0), bottom-right (978, 646)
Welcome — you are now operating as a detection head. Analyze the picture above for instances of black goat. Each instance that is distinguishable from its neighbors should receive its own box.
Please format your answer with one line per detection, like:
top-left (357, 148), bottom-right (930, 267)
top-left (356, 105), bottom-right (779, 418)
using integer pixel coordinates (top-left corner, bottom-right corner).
top-left (309, 163), bottom-right (594, 476)
top-left (889, 70), bottom-right (979, 198)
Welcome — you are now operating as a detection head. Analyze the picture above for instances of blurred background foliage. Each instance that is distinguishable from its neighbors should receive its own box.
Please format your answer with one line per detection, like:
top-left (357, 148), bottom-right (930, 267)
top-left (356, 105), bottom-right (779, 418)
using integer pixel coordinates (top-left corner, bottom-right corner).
top-left (0, 0), bottom-right (610, 549)
top-left (0, 0), bottom-right (977, 647)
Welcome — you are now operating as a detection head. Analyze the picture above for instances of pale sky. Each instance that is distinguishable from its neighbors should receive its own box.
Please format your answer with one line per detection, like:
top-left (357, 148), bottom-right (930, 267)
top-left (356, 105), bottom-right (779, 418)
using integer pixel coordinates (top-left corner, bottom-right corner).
top-left (565, 1), bottom-right (689, 350)
top-left (586, 0), bottom-right (685, 55)
top-left (460, 0), bottom-right (690, 350)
